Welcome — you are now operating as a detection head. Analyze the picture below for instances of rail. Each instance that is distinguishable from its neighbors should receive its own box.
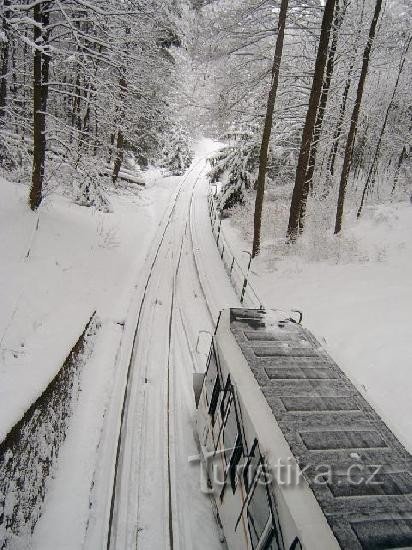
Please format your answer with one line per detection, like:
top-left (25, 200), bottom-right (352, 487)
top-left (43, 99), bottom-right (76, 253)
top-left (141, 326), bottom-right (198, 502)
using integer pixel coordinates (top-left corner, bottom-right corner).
top-left (207, 192), bottom-right (264, 309)
top-left (207, 191), bottom-right (303, 325)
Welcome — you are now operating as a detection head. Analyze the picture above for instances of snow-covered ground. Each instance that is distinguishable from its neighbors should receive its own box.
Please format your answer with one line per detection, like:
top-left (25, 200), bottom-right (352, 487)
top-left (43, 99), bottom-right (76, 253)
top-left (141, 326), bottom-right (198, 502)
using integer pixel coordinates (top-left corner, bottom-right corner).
top-left (221, 200), bottom-right (412, 454)
top-left (1, 141), bottom-right (237, 550)
top-left (0, 172), bottom-right (180, 441)
top-left (2, 142), bottom-right (410, 549)
top-left (0, 170), bottom-right (183, 547)
top-left (101, 140), bottom-right (236, 550)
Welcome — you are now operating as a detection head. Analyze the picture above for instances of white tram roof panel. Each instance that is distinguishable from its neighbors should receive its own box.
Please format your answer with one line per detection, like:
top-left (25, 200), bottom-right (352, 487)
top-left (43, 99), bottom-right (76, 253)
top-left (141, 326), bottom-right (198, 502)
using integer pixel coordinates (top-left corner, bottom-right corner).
top-left (227, 308), bottom-right (412, 550)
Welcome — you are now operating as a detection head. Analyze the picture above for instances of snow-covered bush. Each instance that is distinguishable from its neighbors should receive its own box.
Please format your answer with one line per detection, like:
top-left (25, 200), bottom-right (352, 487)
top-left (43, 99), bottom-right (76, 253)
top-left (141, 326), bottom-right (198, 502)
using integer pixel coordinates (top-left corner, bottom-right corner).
top-left (208, 126), bottom-right (262, 211)
top-left (72, 159), bottom-right (112, 212)
top-left (159, 123), bottom-right (193, 176)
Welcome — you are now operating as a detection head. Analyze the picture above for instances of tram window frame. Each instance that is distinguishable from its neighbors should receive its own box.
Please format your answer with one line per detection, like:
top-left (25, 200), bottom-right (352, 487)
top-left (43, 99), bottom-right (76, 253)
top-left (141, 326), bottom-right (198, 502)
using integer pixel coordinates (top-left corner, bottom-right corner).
top-left (246, 455), bottom-right (282, 550)
top-left (229, 433), bottom-right (243, 494)
top-left (208, 376), bottom-right (221, 425)
top-left (213, 376), bottom-right (232, 454)
top-left (204, 343), bottom-right (222, 425)
top-left (220, 375), bottom-right (232, 422)
top-left (243, 438), bottom-right (260, 495)
top-left (217, 383), bottom-right (245, 499)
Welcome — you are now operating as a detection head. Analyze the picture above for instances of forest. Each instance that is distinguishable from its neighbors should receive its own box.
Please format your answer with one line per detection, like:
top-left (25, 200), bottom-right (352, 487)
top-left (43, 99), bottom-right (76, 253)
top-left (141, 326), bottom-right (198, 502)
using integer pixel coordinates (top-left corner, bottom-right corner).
top-left (0, 0), bottom-right (410, 246)
top-left (196, 0), bottom-right (411, 258)
top-left (0, 1), bottom-right (412, 549)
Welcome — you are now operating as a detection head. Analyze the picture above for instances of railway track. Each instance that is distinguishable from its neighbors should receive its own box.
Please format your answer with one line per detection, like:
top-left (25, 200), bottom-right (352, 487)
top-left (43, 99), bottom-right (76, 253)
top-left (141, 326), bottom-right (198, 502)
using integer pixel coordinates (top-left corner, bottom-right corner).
top-left (106, 158), bottom-right (223, 550)
top-left (106, 158), bottom-right (202, 549)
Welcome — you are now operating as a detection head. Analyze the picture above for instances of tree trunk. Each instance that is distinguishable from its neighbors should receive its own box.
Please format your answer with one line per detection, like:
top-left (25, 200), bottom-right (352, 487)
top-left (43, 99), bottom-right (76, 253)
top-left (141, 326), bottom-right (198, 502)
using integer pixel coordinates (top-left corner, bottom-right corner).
top-left (286, 0), bottom-right (337, 242)
top-left (252, 0), bottom-right (289, 257)
top-left (326, 69), bottom-right (352, 179)
top-left (112, 76), bottom-right (127, 185)
top-left (357, 35), bottom-right (411, 217)
top-left (303, 0), bottom-right (343, 204)
top-left (334, 0), bottom-right (382, 233)
top-left (0, 0), bottom-right (11, 122)
top-left (390, 146), bottom-right (407, 195)
top-left (29, 1), bottom-right (51, 211)
top-left (112, 129), bottom-right (124, 185)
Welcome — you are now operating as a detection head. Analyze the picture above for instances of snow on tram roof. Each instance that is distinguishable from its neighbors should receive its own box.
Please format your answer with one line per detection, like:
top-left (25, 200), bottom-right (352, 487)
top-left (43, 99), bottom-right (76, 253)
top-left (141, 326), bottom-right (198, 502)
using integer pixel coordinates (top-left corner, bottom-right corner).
top-left (226, 308), bottom-right (412, 550)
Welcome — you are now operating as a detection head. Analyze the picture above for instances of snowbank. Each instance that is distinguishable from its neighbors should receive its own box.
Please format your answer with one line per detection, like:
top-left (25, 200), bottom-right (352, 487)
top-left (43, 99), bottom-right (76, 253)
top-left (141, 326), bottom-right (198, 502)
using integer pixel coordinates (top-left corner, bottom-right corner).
top-left (0, 174), bottom-right (178, 443)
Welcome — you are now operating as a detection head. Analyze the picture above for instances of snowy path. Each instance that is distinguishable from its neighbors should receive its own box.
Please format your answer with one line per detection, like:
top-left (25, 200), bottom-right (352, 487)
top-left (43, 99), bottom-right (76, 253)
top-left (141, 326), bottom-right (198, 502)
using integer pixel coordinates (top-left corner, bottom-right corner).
top-left (104, 154), bottom-right (238, 550)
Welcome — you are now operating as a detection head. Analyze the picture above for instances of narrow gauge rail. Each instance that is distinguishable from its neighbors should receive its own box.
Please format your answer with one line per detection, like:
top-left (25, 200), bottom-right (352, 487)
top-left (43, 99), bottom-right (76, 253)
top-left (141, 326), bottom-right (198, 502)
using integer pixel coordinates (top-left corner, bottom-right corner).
top-left (106, 159), bottom-right (210, 550)
top-left (195, 308), bottom-right (412, 550)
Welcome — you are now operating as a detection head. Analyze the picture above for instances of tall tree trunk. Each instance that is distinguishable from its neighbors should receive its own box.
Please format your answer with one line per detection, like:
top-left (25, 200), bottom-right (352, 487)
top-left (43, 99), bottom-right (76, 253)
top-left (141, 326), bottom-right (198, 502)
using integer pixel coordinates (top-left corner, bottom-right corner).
top-left (112, 76), bottom-right (127, 185)
top-left (112, 129), bottom-right (124, 185)
top-left (390, 146), bottom-right (407, 195)
top-left (334, 0), bottom-right (382, 234)
top-left (286, 0), bottom-right (337, 242)
top-left (352, 121), bottom-right (369, 184)
top-left (252, 0), bottom-right (289, 257)
top-left (303, 0), bottom-right (344, 205)
top-left (357, 35), bottom-right (411, 217)
top-left (0, 0), bottom-right (11, 123)
top-left (29, 1), bottom-right (51, 211)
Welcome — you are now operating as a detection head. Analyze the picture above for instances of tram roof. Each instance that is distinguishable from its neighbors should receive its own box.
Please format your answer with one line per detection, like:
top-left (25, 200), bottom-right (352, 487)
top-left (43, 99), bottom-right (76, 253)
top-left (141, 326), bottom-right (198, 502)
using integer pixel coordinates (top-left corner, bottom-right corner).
top-left (228, 308), bottom-right (412, 550)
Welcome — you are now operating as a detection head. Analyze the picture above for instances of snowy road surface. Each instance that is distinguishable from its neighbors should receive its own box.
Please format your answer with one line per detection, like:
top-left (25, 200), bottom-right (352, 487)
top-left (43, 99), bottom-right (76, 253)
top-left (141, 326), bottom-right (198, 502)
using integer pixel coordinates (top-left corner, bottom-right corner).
top-left (92, 150), bottom-right (238, 550)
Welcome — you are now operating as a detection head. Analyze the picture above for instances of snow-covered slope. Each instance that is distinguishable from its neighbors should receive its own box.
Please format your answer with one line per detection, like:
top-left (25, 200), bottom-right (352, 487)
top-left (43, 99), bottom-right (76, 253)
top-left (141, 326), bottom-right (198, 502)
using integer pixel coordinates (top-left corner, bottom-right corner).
top-left (0, 175), bottom-right (178, 443)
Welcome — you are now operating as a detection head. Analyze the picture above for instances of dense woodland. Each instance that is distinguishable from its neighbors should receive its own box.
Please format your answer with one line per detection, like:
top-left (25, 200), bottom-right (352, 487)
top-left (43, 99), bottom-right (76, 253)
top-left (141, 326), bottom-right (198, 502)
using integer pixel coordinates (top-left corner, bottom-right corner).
top-left (0, 0), bottom-right (194, 211)
top-left (0, 0), bottom-right (411, 253)
top-left (195, 0), bottom-right (411, 254)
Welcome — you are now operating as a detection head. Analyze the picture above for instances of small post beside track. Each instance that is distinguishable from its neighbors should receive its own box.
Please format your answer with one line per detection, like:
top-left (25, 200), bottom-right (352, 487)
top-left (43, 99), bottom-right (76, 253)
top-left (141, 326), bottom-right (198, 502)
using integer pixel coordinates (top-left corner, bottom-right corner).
top-left (240, 251), bottom-right (253, 304)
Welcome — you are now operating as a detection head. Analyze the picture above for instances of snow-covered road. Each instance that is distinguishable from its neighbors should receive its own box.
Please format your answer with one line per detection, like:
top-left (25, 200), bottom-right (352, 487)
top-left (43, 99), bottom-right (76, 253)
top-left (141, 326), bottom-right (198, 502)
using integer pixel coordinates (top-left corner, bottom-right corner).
top-left (97, 151), bottom-right (238, 550)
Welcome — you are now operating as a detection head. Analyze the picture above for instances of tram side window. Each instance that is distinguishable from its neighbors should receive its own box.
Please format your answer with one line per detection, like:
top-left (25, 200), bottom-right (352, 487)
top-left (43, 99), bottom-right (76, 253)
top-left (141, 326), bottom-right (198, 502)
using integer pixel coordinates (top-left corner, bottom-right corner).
top-left (247, 466), bottom-right (280, 550)
top-left (222, 392), bottom-right (239, 464)
top-left (219, 375), bottom-right (230, 418)
top-left (224, 400), bottom-right (243, 492)
top-left (244, 439), bottom-right (260, 495)
top-left (218, 384), bottom-right (244, 496)
top-left (204, 345), bottom-right (222, 425)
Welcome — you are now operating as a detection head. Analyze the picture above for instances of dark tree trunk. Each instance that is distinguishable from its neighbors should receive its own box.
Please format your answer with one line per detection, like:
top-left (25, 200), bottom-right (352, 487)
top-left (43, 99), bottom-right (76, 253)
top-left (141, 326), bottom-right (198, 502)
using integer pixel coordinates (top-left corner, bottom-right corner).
top-left (325, 0), bottom-right (365, 188)
top-left (112, 130), bottom-right (124, 185)
top-left (390, 146), bottom-right (407, 195)
top-left (0, 0), bottom-right (11, 122)
top-left (334, 0), bottom-right (383, 233)
top-left (303, 0), bottom-right (345, 208)
top-left (286, 0), bottom-right (337, 242)
top-left (112, 76), bottom-right (127, 185)
top-left (72, 72), bottom-right (81, 133)
top-left (357, 36), bottom-right (411, 217)
top-left (352, 122), bottom-right (369, 183)
top-left (252, 0), bottom-right (289, 257)
top-left (29, 1), bottom-right (51, 211)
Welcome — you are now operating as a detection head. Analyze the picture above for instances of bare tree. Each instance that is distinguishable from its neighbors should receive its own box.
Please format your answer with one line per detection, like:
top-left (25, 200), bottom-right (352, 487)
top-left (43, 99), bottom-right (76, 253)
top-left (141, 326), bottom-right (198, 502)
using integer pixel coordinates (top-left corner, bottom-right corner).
top-left (391, 145), bottom-right (408, 195)
top-left (304, 0), bottom-right (346, 200)
top-left (29, 1), bottom-right (51, 211)
top-left (0, 0), bottom-right (11, 123)
top-left (357, 35), bottom-right (411, 217)
top-left (286, 0), bottom-right (337, 242)
top-left (252, 0), bottom-right (289, 257)
top-left (112, 76), bottom-right (127, 185)
top-left (334, 0), bottom-right (383, 234)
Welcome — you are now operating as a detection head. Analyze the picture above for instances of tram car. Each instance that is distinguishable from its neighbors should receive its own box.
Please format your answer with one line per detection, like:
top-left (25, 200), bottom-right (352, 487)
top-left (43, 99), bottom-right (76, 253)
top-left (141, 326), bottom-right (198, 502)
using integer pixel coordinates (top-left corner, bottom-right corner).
top-left (194, 308), bottom-right (412, 550)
